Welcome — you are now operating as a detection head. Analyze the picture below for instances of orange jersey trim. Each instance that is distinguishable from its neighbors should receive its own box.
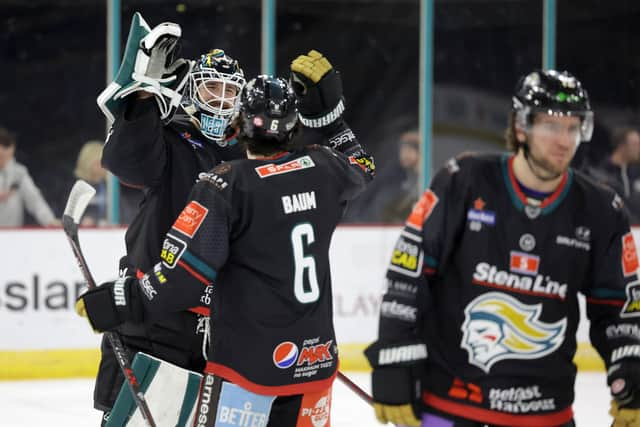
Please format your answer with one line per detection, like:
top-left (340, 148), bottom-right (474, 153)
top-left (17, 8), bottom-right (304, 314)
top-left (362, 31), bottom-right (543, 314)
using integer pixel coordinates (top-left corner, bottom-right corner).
top-left (205, 361), bottom-right (337, 396)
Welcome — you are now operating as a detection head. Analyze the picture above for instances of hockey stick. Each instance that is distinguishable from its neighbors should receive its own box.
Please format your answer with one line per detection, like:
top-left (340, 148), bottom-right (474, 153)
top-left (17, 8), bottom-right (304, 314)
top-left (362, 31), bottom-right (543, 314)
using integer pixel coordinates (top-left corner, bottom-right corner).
top-left (63, 180), bottom-right (157, 427)
top-left (337, 371), bottom-right (373, 405)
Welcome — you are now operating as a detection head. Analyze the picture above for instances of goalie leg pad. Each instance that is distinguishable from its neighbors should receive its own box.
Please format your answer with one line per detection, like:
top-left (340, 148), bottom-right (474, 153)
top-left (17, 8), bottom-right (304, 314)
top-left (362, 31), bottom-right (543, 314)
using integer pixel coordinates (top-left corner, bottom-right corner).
top-left (105, 352), bottom-right (202, 427)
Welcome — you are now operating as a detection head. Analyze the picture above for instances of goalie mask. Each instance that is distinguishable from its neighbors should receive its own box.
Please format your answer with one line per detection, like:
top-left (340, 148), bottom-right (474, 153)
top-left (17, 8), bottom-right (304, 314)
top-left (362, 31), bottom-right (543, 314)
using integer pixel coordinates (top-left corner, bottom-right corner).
top-left (512, 69), bottom-right (594, 143)
top-left (239, 75), bottom-right (299, 144)
top-left (183, 49), bottom-right (246, 145)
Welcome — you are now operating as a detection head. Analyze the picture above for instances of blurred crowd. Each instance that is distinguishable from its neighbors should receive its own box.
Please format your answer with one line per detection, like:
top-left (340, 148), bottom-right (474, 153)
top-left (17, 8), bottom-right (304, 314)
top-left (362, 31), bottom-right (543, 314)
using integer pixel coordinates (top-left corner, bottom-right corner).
top-left (3, 123), bottom-right (640, 227)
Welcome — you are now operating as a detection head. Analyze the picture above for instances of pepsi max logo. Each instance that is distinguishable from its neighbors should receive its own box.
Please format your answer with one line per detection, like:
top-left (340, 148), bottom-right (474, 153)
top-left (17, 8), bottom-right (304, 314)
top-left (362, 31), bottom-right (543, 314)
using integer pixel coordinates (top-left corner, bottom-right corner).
top-left (273, 341), bottom-right (299, 369)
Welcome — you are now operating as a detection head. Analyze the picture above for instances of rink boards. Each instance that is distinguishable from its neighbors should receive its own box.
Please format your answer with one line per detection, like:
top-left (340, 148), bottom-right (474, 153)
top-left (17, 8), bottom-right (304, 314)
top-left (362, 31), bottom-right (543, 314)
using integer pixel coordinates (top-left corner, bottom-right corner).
top-left (0, 226), bottom-right (631, 379)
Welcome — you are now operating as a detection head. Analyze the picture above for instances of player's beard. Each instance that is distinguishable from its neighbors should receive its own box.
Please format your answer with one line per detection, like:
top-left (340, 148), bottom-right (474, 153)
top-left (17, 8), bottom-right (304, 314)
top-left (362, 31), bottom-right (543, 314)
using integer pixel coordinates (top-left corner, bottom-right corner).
top-left (523, 142), bottom-right (569, 181)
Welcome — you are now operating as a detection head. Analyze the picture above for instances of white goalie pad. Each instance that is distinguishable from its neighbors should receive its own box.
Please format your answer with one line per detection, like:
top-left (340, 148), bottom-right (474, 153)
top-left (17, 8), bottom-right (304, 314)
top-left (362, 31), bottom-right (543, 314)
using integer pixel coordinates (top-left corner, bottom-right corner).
top-left (105, 352), bottom-right (202, 427)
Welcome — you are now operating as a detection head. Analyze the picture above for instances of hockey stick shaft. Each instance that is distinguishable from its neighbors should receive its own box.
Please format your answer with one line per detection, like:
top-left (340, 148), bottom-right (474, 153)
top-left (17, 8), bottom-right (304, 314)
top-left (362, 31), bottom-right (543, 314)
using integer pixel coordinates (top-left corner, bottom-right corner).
top-left (337, 370), bottom-right (373, 405)
top-left (63, 183), bottom-right (156, 427)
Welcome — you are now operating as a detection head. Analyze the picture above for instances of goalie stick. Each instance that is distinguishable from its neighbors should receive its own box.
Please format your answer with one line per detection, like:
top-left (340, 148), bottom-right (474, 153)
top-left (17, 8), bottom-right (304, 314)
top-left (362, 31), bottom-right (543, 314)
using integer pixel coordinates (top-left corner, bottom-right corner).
top-left (63, 180), bottom-right (157, 427)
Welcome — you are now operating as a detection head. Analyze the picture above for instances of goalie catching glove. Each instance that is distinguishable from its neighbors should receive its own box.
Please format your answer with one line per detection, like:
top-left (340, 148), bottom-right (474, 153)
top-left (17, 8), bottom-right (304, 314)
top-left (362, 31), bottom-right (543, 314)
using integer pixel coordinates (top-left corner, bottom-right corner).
top-left (97, 12), bottom-right (193, 124)
top-left (290, 50), bottom-right (345, 130)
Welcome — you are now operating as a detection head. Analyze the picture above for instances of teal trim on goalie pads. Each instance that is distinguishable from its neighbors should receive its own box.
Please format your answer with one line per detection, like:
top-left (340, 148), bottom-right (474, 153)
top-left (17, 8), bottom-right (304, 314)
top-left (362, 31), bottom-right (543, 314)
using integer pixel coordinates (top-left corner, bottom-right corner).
top-left (106, 352), bottom-right (203, 426)
top-left (177, 374), bottom-right (202, 427)
top-left (106, 352), bottom-right (158, 427)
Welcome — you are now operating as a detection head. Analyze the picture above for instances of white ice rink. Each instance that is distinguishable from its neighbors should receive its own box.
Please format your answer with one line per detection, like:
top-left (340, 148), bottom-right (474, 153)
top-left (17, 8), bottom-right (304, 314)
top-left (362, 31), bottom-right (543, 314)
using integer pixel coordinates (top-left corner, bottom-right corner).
top-left (0, 372), bottom-right (612, 426)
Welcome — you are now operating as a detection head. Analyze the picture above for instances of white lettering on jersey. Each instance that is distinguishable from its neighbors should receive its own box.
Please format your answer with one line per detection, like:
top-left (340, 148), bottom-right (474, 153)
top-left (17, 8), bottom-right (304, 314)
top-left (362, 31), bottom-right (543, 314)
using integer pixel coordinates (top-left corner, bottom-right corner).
top-left (282, 191), bottom-right (317, 214)
top-left (472, 262), bottom-right (567, 299)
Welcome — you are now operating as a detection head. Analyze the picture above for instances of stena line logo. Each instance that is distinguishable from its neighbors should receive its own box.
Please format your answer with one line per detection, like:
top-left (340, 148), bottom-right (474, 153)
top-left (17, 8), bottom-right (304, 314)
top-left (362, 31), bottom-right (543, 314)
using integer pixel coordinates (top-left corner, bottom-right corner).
top-left (472, 262), bottom-right (567, 299)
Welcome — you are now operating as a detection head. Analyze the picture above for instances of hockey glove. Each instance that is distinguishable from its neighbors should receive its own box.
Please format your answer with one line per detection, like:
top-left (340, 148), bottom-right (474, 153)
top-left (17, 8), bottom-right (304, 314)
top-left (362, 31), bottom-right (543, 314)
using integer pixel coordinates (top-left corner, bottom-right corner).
top-left (608, 359), bottom-right (640, 427)
top-left (97, 12), bottom-right (193, 124)
top-left (75, 277), bottom-right (142, 332)
top-left (365, 339), bottom-right (427, 427)
top-left (290, 50), bottom-right (345, 130)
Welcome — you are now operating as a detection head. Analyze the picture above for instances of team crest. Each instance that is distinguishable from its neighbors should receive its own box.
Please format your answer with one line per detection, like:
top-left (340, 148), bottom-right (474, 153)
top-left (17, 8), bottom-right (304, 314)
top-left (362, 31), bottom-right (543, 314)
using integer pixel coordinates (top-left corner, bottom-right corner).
top-left (461, 292), bottom-right (566, 372)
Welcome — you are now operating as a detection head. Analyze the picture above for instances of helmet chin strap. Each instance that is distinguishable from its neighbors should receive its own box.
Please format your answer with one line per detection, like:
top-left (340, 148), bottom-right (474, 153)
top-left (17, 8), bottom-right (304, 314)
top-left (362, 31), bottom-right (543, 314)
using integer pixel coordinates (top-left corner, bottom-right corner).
top-left (520, 142), bottom-right (562, 182)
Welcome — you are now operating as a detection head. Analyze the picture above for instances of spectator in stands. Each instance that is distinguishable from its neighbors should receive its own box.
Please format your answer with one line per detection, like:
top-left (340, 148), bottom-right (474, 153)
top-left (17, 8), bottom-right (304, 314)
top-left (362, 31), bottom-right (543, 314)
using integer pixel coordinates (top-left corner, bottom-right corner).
top-left (589, 126), bottom-right (640, 224)
top-left (74, 140), bottom-right (108, 226)
top-left (345, 130), bottom-right (420, 223)
top-left (0, 127), bottom-right (59, 227)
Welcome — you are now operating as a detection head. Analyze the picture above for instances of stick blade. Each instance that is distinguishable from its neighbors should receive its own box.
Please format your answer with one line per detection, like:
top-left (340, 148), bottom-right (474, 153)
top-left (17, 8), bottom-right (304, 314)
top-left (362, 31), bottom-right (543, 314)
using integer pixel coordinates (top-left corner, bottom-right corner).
top-left (64, 180), bottom-right (97, 224)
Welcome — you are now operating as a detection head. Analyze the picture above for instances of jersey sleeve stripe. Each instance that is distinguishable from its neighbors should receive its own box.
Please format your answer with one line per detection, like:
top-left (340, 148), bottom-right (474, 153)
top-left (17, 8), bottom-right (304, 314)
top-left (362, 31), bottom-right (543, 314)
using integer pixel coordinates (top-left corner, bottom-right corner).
top-left (586, 297), bottom-right (625, 307)
top-left (181, 250), bottom-right (217, 281)
top-left (178, 259), bottom-right (214, 285)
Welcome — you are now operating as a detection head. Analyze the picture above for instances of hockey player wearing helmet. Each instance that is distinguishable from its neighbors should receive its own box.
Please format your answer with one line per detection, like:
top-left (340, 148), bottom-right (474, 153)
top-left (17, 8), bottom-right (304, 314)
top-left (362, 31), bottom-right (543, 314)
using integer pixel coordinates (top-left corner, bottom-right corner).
top-left (366, 69), bottom-right (640, 427)
top-left (77, 51), bottom-right (374, 426)
top-left (92, 13), bottom-right (248, 425)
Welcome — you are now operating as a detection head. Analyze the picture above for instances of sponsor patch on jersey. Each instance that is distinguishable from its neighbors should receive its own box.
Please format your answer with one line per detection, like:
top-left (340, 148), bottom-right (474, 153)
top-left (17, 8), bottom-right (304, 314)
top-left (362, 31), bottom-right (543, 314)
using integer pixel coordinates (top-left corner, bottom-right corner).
top-left (255, 155), bottom-right (315, 178)
top-left (406, 189), bottom-right (439, 230)
top-left (488, 385), bottom-right (556, 414)
top-left (297, 387), bottom-right (332, 427)
top-left (348, 153), bottom-right (375, 173)
top-left (509, 251), bottom-right (540, 276)
top-left (388, 231), bottom-right (424, 278)
top-left (622, 232), bottom-right (639, 277)
top-left (621, 281), bottom-right (640, 318)
top-left (160, 233), bottom-right (187, 269)
top-left (215, 382), bottom-right (275, 427)
top-left (172, 201), bottom-right (208, 238)
top-left (473, 262), bottom-right (567, 300)
top-left (273, 341), bottom-right (299, 369)
top-left (467, 198), bottom-right (496, 229)
top-left (197, 171), bottom-right (228, 190)
top-left (461, 292), bottom-right (566, 372)
top-left (139, 274), bottom-right (157, 301)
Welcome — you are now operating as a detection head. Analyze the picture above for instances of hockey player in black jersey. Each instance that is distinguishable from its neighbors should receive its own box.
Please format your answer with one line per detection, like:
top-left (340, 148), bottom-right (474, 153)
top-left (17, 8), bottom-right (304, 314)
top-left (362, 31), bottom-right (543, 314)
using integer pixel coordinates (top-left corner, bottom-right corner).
top-left (365, 69), bottom-right (640, 427)
top-left (77, 50), bottom-right (374, 426)
top-left (92, 13), bottom-right (247, 424)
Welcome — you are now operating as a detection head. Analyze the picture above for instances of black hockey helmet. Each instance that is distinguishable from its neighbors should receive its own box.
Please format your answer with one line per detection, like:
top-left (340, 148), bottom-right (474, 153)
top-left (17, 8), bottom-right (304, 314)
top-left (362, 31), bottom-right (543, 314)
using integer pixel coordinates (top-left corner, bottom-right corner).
top-left (512, 69), bottom-right (594, 142)
top-left (239, 75), bottom-right (298, 143)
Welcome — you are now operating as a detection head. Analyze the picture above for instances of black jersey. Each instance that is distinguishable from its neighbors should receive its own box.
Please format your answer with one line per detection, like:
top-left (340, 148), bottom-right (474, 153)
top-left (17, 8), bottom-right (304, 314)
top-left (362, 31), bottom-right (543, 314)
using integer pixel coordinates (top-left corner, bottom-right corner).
top-left (132, 142), bottom-right (373, 394)
top-left (102, 98), bottom-right (243, 280)
top-left (376, 153), bottom-right (640, 426)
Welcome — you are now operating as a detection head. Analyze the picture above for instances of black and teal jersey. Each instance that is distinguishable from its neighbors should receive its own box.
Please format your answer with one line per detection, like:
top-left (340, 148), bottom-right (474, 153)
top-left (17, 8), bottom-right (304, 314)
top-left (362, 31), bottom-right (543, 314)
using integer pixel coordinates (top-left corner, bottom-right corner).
top-left (375, 152), bottom-right (640, 426)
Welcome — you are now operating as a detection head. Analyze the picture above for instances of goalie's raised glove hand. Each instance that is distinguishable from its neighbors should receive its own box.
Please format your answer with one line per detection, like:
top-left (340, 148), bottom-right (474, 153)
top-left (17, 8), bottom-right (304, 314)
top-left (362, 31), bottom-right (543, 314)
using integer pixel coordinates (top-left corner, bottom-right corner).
top-left (75, 277), bottom-right (141, 332)
top-left (97, 12), bottom-right (194, 124)
top-left (290, 50), bottom-right (344, 129)
top-left (608, 359), bottom-right (640, 427)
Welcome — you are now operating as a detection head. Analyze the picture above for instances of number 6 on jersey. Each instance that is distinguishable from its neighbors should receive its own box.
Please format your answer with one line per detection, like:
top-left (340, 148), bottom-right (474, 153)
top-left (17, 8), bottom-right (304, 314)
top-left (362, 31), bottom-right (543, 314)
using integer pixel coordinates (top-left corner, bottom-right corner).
top-left (291, 223), bottom-right (320, 303)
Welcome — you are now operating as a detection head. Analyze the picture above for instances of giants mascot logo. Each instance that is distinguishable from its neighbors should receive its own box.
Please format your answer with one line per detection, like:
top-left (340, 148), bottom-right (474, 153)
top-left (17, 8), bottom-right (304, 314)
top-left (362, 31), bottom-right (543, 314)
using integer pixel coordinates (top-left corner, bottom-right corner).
top-left (461, 292), bottom-right (566, 372)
